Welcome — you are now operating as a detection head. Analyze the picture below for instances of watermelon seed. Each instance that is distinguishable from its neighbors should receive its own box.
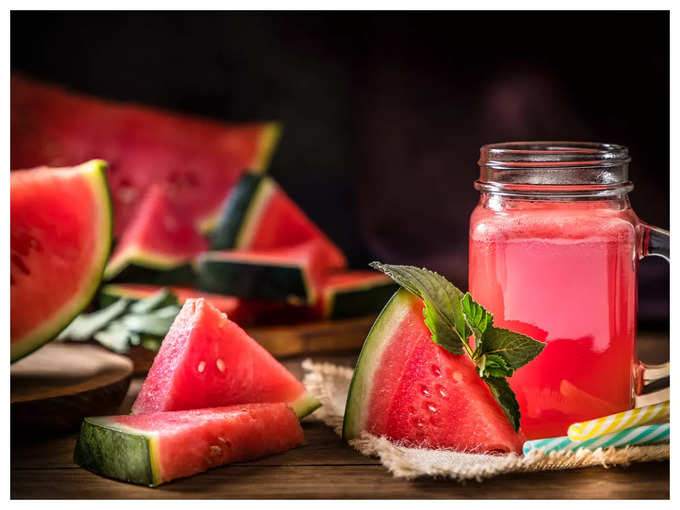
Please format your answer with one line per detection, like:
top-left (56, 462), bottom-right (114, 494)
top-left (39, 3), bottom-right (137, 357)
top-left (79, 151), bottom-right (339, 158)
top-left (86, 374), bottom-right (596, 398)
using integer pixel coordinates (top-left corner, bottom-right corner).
top-left (435, 384), bottom-right (448, 398)
top-left (420, 385), bottom-right (431, 397)
top-left (198, 361), bottom-right (206, 373)
top-left (423, 401), bottom-right (438, 414)
top-left (216, 359), bottom-right (226, 372)
top-left (209, 445), bottom-right (222, 456)
top-left (430, 365), bottom-right (442, 377)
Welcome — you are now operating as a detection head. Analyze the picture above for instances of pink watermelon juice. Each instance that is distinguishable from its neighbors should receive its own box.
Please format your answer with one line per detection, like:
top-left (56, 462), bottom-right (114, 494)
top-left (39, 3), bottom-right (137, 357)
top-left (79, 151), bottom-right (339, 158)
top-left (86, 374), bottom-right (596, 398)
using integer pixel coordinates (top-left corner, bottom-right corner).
top-left (469, 200), bottom-right (638, 439)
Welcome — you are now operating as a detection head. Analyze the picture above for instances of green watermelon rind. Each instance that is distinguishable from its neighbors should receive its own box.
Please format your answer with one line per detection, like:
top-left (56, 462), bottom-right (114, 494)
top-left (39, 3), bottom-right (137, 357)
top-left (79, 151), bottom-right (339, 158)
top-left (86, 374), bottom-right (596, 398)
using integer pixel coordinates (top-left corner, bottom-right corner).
top-left (323, 278), bottom-right (400, 321)
top-left (74, 417), bottom-right (162, 487)
top-left (291, 393), bottom-right (322, 418)
top-left (103, 246), bottom-right (196, 282)
top-left (342, 288), bottom-right (416, 441)
top-left (11, 160), bottom-right (113, 362)
top-left (210, 173), bottom-right (274, 250)
top-left (198, 122), bottom-right (282, 235)
top-left (195, 252), bottom-right (317, 305)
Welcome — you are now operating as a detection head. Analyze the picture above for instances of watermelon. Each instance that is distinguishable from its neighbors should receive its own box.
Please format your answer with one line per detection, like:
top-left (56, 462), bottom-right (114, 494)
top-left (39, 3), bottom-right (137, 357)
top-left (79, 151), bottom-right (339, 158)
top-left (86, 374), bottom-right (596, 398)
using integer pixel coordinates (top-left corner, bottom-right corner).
top-left (74, 403), bottom-right (304, 486)
top-left (132, 298), bottom-right (320, 418)
top-left (211, 172), bottom-right (346, 269)
top-left (343, 288), bottom-right (524, 454)
top-left (11, 75), bottom-right (280, 237)
top-left (11, 160), bottom-right (112, 362)
top-left (99, 283), bottom-right (258, 326)
top-left (103, 185), bottom-right (207, 285)
top-left (316, 271), bottom-right (399, 320)
top-left (196, 239), bottom-right (343, 305)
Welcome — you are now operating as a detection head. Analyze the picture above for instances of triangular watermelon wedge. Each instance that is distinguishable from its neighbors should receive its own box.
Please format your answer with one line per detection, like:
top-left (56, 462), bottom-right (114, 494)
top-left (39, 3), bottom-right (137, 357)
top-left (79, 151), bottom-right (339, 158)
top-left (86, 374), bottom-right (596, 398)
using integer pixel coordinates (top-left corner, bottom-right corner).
top-left (211, 173), bottom-right (346, 269)
top-left (75, 403), bottom-right (305, 486)
top-left (132, 298), bottom-right (320, 418)
top-left (104, 185), bottom-right (207, 284)
top-left (343, 288), bottom-right (524, 454)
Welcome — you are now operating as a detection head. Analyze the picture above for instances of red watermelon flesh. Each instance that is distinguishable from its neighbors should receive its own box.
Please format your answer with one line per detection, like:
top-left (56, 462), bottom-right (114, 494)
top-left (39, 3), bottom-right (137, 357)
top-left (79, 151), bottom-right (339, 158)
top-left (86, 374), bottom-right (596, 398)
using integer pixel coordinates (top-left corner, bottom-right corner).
top-left (132, 298), bottom-right (320, 417)
top-left (104, 185), bottom-right (207, 280)
top-left (11, 160), bottom-right (112, 361)
top-left (226, 175), bottom-right (346, 269)
top-left (100, 283), bottom-right (259, 326)
top-left (75, 403), bottom-right (304, 486)
top-left (11, 75), bottom-right (280, 237)
top-left (343, 289), bottom-right (524, 454)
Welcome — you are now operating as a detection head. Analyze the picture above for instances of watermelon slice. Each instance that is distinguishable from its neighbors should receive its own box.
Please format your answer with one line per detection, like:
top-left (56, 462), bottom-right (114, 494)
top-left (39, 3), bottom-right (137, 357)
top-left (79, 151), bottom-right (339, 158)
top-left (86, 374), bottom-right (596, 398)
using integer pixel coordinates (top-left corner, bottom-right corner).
top-left (99, 283), bottom-right (258, 326)
top-left (11, 160), bottom-right (112, 362)
top-left (103, 185), bottom-right (207, 285)
top-left (196, 240), bottom-right (344, 305)
top-left (343, 288), bottom-right (524, 454)
top-left (211, 173), bottom-right (346, 269)
top-left (316, 271), bottom-right (399, 320)
top-left (74, 403), bottom-right (304, 486)
top-left (132, 298), bottom-right (320, 417)
top-left (11, 75), bottom-right (280, 237)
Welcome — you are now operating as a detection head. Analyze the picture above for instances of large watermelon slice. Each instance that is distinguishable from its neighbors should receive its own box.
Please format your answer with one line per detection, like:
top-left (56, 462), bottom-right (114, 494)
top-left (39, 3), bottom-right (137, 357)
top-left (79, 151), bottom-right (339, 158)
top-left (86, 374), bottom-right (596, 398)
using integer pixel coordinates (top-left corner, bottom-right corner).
top-left (132, 298), bottom-right (320, 417)
top-left (103, 185), bottom-right (207, 285)
top-left (11, 160), bottom-right (112, 362)
top-left (11, 75), bottom-right (280, 237)
top-left (211, 173), bottom-right (346, 269)
top-left (74, 403), bottom-right (304, 486)
top-left (197, 239), bottom-right (344, 305)
top-left (343, 288), bottom-right (524, 454)
top-left (316, 271), bottom-right (399, 320)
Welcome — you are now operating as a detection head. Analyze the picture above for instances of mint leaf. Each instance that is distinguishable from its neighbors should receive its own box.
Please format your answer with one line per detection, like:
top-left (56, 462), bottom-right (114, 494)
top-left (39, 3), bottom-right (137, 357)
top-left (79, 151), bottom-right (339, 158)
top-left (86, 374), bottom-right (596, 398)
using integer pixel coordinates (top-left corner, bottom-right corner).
top-left (483, 376), bottom-right (521, 432)
top-left (59, 288), bottom-right (182, 354)
top-left (461, 292), bottom-right (493, 353)
top-left (478, 353), bottom-right (514, 378)
top-left (130, 287), bottom-right (177, 314)
top-left (370, 262), bottom-right (466, 354)
top-left (58, 298), bottom-right (131, 341)
top-left (480, 326), bottom-right (545, 371)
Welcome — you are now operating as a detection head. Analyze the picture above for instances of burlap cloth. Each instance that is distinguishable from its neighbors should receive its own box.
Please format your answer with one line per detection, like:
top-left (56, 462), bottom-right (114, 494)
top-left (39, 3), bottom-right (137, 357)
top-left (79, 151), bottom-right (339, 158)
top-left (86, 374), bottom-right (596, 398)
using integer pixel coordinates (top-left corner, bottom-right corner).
top-left (301, 360), bottom-right (669, 481)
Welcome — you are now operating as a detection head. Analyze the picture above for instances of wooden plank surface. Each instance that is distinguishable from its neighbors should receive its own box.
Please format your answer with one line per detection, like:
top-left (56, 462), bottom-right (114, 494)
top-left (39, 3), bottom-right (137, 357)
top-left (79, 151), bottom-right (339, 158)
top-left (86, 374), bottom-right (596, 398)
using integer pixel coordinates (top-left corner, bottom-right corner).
top-left (10, 333), bottom-right (670, 499)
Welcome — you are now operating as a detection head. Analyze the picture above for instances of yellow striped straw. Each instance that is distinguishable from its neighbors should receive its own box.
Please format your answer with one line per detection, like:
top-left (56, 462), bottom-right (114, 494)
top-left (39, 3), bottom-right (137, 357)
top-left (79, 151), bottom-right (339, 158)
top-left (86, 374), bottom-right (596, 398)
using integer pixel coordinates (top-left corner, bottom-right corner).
top-left (568, 400), bottom-right (670, 441)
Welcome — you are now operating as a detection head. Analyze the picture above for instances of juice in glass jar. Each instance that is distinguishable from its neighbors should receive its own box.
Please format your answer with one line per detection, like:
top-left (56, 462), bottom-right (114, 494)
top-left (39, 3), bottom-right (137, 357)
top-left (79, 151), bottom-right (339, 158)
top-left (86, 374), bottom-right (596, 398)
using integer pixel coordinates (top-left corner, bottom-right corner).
top-left (468, 141), bottom-right (668, 440)
top-left (469, 200), bottom-right (638, 439)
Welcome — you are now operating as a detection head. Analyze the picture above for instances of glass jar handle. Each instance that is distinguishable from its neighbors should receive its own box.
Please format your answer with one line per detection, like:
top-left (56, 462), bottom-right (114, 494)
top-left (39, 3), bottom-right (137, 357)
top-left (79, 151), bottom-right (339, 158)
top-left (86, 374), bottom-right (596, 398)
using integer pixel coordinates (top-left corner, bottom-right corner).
top-left (635, 223), bottom-right (669, 401)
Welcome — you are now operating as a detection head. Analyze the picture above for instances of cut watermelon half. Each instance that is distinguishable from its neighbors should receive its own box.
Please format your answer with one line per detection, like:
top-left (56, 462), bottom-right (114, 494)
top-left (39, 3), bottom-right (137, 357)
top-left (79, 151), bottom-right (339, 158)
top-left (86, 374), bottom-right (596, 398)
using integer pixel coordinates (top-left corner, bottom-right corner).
top-left (132, 298), bottom-right (320, 418)
top-left (211, 172), bottom-right (346, 269)
top-left (103, 185), bottom-right (207, 285)
top-left (196, 239), bottom-right (344, 305)
top-left (343, 288), bottom-right (524, 454)
top-left (74, 403), bottom-right (304, 486)
top-left (11, 75), bottom-right (280, 237)
top-left (99, 283), bottom-right (258, 326)
top-left (11, 160), bottom-right (112, 362)
top-left (316, 271), bottom-right (399, 320)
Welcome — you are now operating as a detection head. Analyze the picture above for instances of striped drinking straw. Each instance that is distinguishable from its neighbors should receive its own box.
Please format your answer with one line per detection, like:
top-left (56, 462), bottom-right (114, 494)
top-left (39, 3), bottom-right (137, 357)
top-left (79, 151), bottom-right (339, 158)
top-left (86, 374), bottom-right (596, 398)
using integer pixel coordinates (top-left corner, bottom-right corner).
top-left (523, 423), bottom-right (670, 455)
top-left (567, 401), bottom-right (670, 442)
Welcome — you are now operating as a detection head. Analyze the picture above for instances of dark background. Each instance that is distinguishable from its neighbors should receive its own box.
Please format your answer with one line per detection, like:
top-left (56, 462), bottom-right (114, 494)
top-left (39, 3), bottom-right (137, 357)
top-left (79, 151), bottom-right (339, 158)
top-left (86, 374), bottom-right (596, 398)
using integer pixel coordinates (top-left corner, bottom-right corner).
top-left (10, 11), bottom-right (669, 326)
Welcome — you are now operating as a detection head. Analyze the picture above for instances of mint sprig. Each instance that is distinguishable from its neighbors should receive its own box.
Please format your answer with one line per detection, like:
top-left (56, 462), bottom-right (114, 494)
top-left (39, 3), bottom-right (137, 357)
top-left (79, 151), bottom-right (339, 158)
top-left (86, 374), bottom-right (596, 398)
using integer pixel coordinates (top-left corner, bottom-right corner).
top-left (370, 262), bottom-right (545, 432)
top-left (58, 288), bottom-right (180, 353)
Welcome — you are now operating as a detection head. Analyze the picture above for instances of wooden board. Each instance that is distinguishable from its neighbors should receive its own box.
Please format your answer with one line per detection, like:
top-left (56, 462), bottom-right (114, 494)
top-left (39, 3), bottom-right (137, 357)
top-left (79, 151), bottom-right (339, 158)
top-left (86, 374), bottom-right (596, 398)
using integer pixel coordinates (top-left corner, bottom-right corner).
top-left (11, 343), bottom-right (133, 434)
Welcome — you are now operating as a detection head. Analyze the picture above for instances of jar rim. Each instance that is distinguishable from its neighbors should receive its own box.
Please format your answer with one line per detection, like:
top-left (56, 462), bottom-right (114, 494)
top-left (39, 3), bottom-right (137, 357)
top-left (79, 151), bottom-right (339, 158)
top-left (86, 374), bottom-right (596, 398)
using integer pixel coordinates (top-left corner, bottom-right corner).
top-left (479, 141), bottom-right (630, 169)
top-left (477, 141), bottom-right (632, 196)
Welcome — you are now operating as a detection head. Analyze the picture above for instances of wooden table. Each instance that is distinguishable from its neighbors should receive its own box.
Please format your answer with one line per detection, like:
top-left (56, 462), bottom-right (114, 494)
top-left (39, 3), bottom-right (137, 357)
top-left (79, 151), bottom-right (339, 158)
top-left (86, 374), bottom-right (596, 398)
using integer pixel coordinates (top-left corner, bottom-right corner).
top-left (11, 333), bottom-right (670, 499)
